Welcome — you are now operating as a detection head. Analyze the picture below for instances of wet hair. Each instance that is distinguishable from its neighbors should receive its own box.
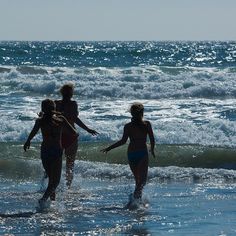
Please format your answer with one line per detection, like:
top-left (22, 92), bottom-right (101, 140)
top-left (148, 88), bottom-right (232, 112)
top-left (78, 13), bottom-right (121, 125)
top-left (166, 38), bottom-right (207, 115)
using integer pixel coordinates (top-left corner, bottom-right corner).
top-left (60, 83), bottom-right (74, 98)
top-left (130, 102), bottom-right (144, 118)
top-left (41, 99), bottom-right (56, 115)
top-left (38, 99), bottom-right (57, 122)
top-left (130, 102), bottom-right (146, 129)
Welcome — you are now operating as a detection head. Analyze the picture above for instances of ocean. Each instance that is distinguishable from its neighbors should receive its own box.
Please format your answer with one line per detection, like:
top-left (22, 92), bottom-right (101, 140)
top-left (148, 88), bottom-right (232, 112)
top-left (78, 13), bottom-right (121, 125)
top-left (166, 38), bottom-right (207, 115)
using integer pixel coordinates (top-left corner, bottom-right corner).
top-left (0, 41), bottom-right (236, 235)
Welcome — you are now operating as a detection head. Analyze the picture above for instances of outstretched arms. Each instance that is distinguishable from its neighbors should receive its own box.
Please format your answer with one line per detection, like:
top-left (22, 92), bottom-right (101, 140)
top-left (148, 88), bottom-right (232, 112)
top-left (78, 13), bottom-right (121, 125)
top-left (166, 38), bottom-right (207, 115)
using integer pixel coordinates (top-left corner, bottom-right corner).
top-left (24, 119), bottom-right (40, 151)
top-left (101, 125), bottom-right (128, 153)
top-left (75, 117), bottom-right (99, 136)
top-left (59, 115), bottom-right (78, 135)
top-left (56, 100), bottom-right (98, 136)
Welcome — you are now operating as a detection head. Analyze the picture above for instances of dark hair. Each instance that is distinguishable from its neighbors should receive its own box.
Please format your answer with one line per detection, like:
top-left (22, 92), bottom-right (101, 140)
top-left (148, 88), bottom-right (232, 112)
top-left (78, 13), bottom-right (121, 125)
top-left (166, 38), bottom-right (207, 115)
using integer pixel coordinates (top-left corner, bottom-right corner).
top-left (41, 99), bottom-right (55, 114)
top-left (38, 99), bottom-right (56, 121)
top-left (60, 83), bottom-right (74, 98)
top-left (130, 102), bottom-right (146, 130)
top-left (130, 102), bottom-right (144, 118)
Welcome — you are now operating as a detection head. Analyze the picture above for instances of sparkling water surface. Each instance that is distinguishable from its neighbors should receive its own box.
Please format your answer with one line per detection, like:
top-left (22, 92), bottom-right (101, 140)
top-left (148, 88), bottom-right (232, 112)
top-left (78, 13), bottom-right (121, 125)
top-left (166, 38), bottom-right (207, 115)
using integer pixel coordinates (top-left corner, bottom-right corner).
top-left (1, 175), bottom-right (236, 235)
top-left (1, 41), bottom-right (236, 235)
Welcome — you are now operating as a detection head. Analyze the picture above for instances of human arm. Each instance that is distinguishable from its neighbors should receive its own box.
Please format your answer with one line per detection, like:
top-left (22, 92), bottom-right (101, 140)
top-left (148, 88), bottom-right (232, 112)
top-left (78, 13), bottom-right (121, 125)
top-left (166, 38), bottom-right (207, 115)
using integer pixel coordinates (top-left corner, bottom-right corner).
top-left (23, 119), bottom-right (40, 151)
top-left (101, 125), bottom-right (128, 153)
top-left (60, 100), bottom-right (98, 136)
top-left (75, 117), bottom-right (99, 136)
top-left (58, 115), bottom-right (78, 135)
top-left (147, 121), bottom-right (155, 158)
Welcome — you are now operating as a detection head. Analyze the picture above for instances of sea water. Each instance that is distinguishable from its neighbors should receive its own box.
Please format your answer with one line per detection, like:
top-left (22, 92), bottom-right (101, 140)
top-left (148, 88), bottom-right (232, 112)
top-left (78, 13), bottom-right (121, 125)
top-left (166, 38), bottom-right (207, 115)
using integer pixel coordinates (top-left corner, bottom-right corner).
top-left (1, 41), bottom-right (236, 235)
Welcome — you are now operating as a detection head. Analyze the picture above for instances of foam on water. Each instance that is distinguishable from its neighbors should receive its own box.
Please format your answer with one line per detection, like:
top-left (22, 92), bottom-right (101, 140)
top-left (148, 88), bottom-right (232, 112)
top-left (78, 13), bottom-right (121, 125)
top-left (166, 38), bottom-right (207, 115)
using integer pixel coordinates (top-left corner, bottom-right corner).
top-left (1, 61), bottom-right (236, 146)
top-left (1, 65), bottom-right (236, 99)
top-left (1, 97), bottom-right (236, 148)
top-left (1, 45), bottom-right (236, 146)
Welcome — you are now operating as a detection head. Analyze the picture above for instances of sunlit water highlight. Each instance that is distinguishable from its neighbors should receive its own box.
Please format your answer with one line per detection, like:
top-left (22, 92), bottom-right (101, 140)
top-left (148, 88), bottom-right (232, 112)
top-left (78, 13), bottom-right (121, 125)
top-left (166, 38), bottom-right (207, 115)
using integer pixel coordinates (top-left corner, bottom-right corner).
top-left (1, 41), bottom-right (236, 235)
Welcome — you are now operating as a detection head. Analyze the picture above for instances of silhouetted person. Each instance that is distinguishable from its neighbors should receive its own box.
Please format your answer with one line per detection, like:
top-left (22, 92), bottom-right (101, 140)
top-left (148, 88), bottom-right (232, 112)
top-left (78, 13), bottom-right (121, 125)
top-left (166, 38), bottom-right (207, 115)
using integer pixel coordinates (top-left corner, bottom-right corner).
top-left (24, 99), bottom-right (77, 206)
top-left (101, 102), bottom-right (155, 199)
top-left (55, 84), bottom-right (98, 188)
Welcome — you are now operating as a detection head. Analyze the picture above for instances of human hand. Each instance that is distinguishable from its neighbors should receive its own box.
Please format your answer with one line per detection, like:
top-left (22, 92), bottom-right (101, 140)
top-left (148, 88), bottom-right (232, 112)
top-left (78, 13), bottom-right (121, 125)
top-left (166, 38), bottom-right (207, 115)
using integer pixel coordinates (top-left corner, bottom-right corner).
top-left (88, 129), bottom-right (99, 136)
top-left (150, 149), bottom-right (156, 158)
top-left (24, 140), bottom-right (30, 152)
top-left (100, 147), bottom-right (110, 154)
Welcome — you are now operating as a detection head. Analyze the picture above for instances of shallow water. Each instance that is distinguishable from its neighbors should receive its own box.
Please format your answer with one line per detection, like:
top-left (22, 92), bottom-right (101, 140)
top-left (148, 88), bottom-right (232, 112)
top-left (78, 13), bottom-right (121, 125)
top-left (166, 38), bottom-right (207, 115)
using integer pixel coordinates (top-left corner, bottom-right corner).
top-left (1, 167), bottom-right (236, 235)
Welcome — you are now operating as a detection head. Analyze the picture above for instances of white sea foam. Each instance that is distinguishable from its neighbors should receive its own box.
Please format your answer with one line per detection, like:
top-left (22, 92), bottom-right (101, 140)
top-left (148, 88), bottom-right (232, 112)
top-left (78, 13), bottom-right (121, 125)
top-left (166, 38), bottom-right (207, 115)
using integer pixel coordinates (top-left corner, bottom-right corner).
top-left (1, 65), bottom-right (236, 146)
top-left (1, 65), bottom-right (236, 99)
top-left (1, 97), bottom-right (236, 147)
top-left (74, 161), bottom-right (236, 183)
top-left (2, 156), bottom-right (236, 183)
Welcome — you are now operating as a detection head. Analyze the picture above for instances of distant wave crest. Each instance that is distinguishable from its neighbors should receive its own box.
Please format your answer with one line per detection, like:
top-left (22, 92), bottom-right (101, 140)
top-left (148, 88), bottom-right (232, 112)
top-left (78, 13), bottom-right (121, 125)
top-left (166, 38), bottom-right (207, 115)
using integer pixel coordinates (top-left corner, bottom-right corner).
top-left (1, 65), bottom-right (236, 99)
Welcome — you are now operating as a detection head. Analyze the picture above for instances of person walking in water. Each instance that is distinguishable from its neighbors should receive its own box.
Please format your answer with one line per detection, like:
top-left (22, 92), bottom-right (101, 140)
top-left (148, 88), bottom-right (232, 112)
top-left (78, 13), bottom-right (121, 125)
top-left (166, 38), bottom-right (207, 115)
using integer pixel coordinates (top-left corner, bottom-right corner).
top-left (101, 102), bottom-right (155, 200)
top-left (24, 99), bottom-right (77, 205)
top-left (55, 83), bottom-right (98, 188)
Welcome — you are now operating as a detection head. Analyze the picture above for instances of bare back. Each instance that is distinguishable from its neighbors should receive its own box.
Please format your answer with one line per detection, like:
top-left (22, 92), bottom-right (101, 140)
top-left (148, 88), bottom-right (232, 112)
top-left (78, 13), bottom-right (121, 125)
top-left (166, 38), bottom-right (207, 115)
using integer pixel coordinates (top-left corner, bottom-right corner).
top-left (39, 117), bottom-right (63, 148)
top-left (125, 121), bottom-right (150, 152)
top-left (55, 100), bottom-right (78, 126)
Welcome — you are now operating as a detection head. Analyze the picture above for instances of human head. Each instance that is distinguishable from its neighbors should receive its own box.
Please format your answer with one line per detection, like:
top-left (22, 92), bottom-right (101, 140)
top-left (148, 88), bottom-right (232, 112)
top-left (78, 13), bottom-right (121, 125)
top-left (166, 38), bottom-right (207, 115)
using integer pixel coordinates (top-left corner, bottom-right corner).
top-left (41, 99), bottom-right (56, 115)
top-left (60, 83), bottom-right (74, 100)
top-left (130, 102), bottom-right (144, 119)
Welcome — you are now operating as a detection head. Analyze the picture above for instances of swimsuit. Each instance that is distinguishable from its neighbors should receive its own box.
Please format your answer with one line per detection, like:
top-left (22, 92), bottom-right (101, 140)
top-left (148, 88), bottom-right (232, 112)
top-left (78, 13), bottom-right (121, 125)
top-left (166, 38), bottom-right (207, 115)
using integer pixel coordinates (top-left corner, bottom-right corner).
top-left (128, 150), bottom-right (148, 165)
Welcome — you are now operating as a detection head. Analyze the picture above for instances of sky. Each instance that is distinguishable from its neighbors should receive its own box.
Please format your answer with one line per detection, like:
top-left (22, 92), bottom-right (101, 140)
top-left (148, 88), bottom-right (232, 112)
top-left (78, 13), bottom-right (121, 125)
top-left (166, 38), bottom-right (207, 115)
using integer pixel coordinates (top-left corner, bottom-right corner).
top-left (0, 0), bottom-right (236, 41)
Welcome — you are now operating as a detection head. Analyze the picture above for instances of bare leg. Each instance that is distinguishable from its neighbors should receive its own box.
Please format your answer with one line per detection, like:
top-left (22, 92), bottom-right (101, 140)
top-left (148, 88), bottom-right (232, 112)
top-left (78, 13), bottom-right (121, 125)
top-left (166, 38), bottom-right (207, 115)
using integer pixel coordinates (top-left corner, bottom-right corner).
top-left (65, 155), bottom-right (75, 188)
top-left (65, 141), bottom-right (78, 188)
top-left (41, 156), bottom-right (62, 201)
top-left (129, 156), bottom-right (148, 199)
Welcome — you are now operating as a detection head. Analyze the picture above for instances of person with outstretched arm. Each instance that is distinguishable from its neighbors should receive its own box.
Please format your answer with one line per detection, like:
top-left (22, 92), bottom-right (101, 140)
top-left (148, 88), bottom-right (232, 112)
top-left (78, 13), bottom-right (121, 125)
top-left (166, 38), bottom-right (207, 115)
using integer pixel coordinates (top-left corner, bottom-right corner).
top-left (24, 99), bottom-right (78, 206)
top-left (55, 84), bottom-right (98, 188)
top-left (101, 102), bottom-right (155, 200)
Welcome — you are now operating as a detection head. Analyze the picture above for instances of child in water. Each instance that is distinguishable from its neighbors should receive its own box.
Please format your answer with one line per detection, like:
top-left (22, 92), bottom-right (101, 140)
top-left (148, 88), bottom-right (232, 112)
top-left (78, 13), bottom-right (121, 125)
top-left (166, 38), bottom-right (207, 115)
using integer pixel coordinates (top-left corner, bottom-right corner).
top-left (55, 83), bottom-right (98, 188)
top-left (101, 102), bottom-right (155, 200)
top-left (24, 99), bottom-right (77, 206)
